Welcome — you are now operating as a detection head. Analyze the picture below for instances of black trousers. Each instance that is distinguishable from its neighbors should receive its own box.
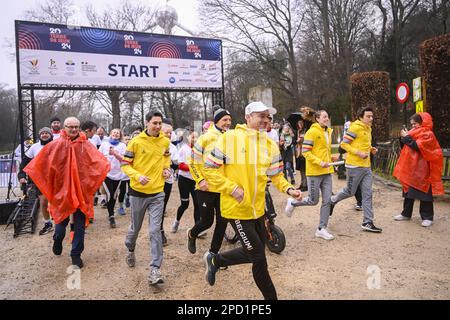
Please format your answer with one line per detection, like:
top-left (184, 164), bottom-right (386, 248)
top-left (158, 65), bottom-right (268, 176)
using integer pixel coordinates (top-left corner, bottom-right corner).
top-left (176, 175), bottom-right (200, 223)
top-left (190, 190), bottom-right (227, 254)
top-left (161, 182), bottom-right (173, 231)
top-left (401, 197), bottom-right (434, 220)
top-left (103, 177), bottom-right (122, 218)
top-left (216, 216), bottom-right (277, 300)
top-left (118, 180), bottom-right (129, 203)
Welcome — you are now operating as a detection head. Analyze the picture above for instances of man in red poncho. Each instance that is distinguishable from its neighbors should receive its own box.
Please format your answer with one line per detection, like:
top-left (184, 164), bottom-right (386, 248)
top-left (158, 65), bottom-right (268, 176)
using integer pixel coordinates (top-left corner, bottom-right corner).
top-left (393, 112), bottom-right (444, 227)
top-left (25, 117), bottom-right (110, 268)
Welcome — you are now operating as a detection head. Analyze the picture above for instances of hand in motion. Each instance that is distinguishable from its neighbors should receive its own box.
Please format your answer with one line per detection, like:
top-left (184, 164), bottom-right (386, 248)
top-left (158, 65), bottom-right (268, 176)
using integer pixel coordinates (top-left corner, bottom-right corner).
top-left (231, 186), bottom-right (244, 203)
top-left (199, 180), bottom-right (209, 191)
top-left (139, 175), bottom-right (150, 185)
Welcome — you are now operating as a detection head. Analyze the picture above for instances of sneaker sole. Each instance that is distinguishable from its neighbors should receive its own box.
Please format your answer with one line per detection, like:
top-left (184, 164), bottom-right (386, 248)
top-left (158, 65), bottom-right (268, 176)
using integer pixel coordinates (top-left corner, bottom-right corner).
top-left (149, 279), bottom-right (164, 285)
top-left (203, 252), bottom-right (214, 286)
top-left (361, 226), bottom-right (382, 233)
top-left (39, 228), bottom-right (53, 235)
top-left (187, 229), bottom-right (196, 254)
top-left (315, 234), bottom-right (334, 240)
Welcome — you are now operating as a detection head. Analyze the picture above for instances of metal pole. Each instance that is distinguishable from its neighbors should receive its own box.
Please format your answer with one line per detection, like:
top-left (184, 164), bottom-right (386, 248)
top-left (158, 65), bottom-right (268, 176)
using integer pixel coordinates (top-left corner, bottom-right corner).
top-left (141, 91), bottom-right (144, 128)
top-left (15, 21), bottom-right (25, 164)
top-left (403, 103), bottom-right (407, 127)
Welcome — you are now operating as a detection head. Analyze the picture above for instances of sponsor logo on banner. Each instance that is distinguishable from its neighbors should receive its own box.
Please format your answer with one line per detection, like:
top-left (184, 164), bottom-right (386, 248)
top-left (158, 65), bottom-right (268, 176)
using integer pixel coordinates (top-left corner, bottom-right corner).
top-left (190, 65), bottom-right (198, 69)
top-left (182, 72), bottom-right (190, 75)
top-left (28, 59), bottom-right (40, 75)
top-left (169, 77), bottom-right (176, 84)
top-left (168, 64), bottom-right (178, 68)
top-left (195, 79), bottom-right (208, 83)
top-left (48, 59), bottom-right (58, 75)
top-left (81, 61), bottom-right (98, 74)
top-left (179, 79), bottom-right (192, 82)
top-left (168, 71), bottom-right (179, 75)
top-left (65, 59), bottom-right (76, 76)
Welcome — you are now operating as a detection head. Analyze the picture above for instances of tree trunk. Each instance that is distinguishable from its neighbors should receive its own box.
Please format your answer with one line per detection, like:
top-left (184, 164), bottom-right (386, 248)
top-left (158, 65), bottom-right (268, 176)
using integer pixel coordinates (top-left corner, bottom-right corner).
top-left (107, 91), bottom-right (121, 129)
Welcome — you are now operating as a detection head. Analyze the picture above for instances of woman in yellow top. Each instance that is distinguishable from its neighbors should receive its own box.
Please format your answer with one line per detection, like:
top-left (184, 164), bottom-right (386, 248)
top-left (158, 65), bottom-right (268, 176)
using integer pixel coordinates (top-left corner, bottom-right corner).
top-left (285, 110), bottom-right (337, 240)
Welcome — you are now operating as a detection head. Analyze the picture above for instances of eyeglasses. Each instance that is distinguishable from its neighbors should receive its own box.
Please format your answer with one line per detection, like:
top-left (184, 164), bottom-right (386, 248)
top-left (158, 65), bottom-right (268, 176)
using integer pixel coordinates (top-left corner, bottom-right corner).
top-left (65, 125), bottom-right (80, 129)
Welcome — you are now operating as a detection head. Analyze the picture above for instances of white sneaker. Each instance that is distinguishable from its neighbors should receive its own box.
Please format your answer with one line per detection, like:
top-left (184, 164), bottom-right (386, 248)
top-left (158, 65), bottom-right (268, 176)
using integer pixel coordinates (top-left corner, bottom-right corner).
top-left (171, 220), bottom-right (180, 233)
top-left (148, 267), bottom-right (164, 285)
top-left (284, 198), bottom-right (295, 217)
top-left (394, 214), bottom-right (411, 221)
top-left (421, 220), bottom-right (433, 227)
top-left (315, 228), bottom-right (335, 240)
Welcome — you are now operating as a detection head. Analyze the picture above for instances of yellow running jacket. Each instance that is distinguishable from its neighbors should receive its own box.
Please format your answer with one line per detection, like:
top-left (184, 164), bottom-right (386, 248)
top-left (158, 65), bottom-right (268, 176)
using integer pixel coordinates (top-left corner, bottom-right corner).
top-left (122, 131), bottom-right (171, 194)
top-left (204, 124), bottom-right (293, 220)
top-left (340, 120), bottom-right (372, 168)
top-left (302, 123), bottom-right (334, 176)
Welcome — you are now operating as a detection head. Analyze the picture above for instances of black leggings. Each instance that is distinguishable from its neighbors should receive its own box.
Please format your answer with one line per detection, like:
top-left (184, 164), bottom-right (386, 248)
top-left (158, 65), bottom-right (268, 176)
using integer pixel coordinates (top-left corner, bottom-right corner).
top-left (190, 190), bottom-right (227, 254)
top-left (216, 216), bottom-right (277, 300)
top-left (118, 180), bottom-right (129, 203)
top-left (161, 182), bottom-right (173, 231)
top-left (103, 178), bottom-right (122, 218)
top-left (176, 175), bottom-right (200, 223)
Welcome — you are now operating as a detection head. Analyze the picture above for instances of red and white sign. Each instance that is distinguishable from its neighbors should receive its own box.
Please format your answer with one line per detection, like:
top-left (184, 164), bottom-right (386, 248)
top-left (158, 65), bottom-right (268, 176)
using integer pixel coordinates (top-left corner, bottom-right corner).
top-left (396, 83), bottom-right (410, 104)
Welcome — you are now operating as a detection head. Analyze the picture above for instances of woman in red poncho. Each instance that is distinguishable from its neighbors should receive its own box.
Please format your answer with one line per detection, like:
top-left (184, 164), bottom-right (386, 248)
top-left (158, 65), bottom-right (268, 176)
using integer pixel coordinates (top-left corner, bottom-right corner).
top-left (25, 117), bottom-right (110, 268)
top-left (393, 112), bottom-right (444, 227)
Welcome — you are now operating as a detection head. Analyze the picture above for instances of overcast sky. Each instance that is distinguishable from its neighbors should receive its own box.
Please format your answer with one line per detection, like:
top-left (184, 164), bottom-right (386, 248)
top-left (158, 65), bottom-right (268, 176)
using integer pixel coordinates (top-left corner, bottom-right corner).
top-left (0, 0), bottom-right (200, 89)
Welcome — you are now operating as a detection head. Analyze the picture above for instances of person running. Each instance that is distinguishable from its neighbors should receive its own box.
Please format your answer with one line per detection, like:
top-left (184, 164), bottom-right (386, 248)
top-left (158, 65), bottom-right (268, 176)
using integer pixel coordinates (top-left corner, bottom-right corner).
top-left (117, 134), bottom-right (131, 216)
top-left (393, 112), bottom-right (444, 227)
top-left (294, 118), bottom-right (308, 191)
top-left (160, 122), bottom-right (179, 246)
top-left (24, 117), bottom-right (110, 268)
top-left (99, 128), bottom-right (127, 229)
top-left (284, 110), bottom-right (337, 240)
top-left (330, 106), bottom-right (382, 233)
top-left (279, 123), bottom-right (296, 185)
top-left (171, 130), bottom-right (200, 233)
top-left (339, 120), bottom-right (363, 210)
top-left (18, 127), bottom-right (54, 235)
top-left (121, 111), bottom-right (171, 285)
top-left (202, 101), bottom-right (302, 300)
top-left (187, 108), bottom-right (232, 254)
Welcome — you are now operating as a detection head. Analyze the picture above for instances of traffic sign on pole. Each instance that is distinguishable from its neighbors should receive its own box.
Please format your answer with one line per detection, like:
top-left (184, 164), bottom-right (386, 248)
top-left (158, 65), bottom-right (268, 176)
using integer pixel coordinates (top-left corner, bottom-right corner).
top-left (396, 83), bottom-right (410, 104)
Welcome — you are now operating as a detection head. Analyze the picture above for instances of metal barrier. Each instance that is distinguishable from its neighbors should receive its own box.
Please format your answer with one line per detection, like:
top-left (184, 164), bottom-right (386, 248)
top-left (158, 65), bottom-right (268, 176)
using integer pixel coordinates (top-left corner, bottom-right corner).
top-left (372, 139), bottom-right (401, 176)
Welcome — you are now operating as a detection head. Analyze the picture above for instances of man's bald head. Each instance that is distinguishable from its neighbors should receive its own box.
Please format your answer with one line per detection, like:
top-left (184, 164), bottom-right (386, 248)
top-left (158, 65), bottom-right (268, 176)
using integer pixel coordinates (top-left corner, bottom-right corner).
top-left (64, 117), bottom-right (80, 127)
top-left (63, 117), bottom-right (81, 139)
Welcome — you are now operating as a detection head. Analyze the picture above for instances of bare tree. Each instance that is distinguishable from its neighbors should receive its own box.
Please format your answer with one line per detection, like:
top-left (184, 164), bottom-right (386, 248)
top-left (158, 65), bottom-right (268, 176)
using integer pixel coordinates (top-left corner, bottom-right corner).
top-left (85, 1), bottom-right (158, 129)
top-left (200, 0), bottom-right (305, 106)
top-left (24, 0), bottom-right (76, 24)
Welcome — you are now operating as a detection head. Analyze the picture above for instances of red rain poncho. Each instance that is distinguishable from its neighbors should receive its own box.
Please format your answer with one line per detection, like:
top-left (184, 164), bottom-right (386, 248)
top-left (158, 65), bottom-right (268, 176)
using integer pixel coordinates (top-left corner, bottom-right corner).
top-left (24, 130), bottom-right (110, 225)
top-left (393, 112), bottom-right (444, 195)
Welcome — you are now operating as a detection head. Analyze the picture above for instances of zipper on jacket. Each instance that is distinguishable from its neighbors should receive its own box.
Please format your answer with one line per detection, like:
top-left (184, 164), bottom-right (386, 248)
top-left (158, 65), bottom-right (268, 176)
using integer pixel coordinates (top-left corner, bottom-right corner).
top-left (252, 136), bottom-right (258, 219)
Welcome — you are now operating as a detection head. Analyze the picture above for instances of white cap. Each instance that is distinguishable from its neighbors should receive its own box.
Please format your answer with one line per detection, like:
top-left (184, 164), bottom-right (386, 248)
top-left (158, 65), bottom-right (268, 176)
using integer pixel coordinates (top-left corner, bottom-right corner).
top-left (245, 101), bottom-right (277, 115)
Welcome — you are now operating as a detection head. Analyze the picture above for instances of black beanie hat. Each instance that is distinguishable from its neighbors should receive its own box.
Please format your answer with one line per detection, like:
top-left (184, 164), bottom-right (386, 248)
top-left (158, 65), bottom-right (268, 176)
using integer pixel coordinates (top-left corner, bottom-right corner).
top-left (213, 108), bottom-right (231, 124)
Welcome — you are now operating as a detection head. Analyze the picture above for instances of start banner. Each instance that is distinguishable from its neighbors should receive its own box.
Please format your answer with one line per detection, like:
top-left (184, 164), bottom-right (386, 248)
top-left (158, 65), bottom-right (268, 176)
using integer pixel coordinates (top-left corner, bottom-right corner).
top-left (16, 20), bottom-right (223, 89)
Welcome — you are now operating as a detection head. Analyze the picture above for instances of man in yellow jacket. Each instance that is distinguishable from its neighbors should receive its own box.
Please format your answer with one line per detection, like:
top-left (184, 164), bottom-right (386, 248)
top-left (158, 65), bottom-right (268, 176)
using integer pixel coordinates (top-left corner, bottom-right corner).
top-left (285, 110), bottom-right (338, 240)
top-left (330, 106), bottom-right (382, 233)
top-left (203, 101), bottom-right (302, 300)
top-left (187, 107), bottom-right (232, 254)
top-left (121, 111), bottom-right (172, 285)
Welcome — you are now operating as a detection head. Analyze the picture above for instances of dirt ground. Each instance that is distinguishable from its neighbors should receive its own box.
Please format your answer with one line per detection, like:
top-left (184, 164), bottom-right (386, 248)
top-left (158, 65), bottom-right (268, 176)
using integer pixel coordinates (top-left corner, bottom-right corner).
top-left (1, 175), bottom-right (449, 300)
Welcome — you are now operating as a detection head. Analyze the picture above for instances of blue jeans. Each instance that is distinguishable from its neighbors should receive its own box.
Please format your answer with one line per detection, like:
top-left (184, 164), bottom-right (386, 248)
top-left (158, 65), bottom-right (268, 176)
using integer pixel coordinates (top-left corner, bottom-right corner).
top-left (53, 209), bottom-right (86, 257)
